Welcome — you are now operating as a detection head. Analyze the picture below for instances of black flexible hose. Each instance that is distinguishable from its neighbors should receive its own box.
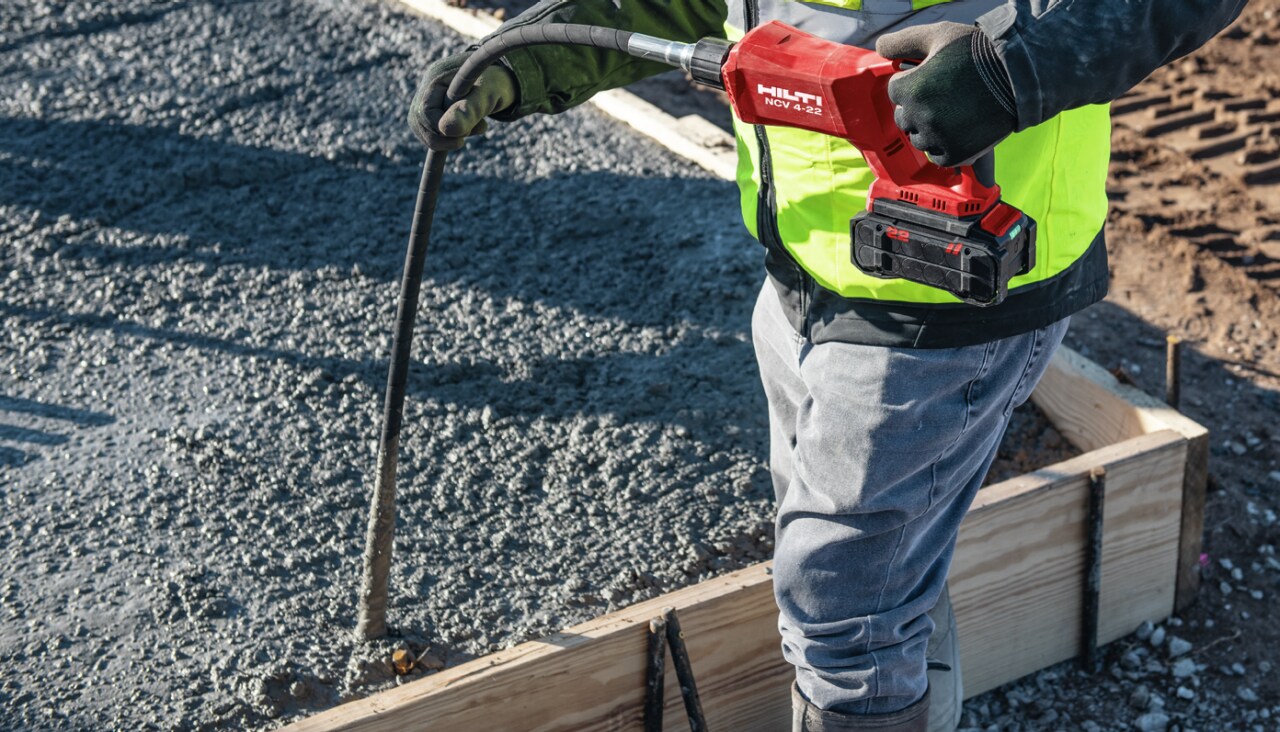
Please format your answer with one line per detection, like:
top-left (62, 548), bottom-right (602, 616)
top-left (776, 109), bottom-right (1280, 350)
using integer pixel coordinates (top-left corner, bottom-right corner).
top-left (356, 23), bottom-right (643, 641)
top-left (449, 24), bottom-right (633, 100)
top-left (355, 150), bottom-right (447, 641)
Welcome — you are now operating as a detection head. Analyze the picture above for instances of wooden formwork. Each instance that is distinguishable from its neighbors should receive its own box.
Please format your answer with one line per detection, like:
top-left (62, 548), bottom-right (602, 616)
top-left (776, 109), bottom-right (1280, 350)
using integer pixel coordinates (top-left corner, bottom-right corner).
top-left (288, 346), bottom-right (1208, 732)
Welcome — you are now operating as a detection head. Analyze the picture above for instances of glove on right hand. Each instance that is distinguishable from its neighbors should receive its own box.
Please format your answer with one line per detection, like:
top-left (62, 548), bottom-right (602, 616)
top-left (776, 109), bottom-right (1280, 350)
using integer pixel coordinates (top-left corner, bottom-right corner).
top-left (408, 52), bottom-right (518, 151)
top-left (876, 22), bottom-right (1017, 167)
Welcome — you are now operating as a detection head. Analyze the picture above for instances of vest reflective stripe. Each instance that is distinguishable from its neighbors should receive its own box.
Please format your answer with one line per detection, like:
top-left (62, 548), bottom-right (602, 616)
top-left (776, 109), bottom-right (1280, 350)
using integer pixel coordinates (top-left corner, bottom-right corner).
top-left (772, 0), bottom-right (960, 13)
top-left (728, 0), bottom-right (1004, 37)
top-left (724, 1), bottom-right (1112, 304)
top-left (799, 0), bottom-right (866, 10)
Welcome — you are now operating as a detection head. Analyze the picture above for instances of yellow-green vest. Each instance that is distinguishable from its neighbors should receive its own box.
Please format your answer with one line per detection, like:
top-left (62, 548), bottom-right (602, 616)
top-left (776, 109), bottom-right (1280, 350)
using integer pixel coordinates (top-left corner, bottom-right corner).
top-left (725, 0), bottom-right (1112, 306)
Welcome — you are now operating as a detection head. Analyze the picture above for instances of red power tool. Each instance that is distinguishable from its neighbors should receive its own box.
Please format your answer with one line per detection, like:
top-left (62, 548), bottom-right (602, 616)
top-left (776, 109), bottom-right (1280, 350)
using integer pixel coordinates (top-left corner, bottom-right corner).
top-left (639, 20), bottom-right (1035, 306)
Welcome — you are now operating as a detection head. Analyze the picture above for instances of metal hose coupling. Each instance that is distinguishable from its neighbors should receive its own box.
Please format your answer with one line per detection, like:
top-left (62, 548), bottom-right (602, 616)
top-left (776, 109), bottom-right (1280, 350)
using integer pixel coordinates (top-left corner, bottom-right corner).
top-left (625, 34), bottom-right (733, 90)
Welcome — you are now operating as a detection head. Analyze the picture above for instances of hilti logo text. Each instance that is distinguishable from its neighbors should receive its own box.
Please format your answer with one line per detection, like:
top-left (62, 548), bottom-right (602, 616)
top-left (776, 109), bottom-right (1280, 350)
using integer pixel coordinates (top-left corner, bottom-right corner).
top-left (757, 84), bottom-right (823, 108)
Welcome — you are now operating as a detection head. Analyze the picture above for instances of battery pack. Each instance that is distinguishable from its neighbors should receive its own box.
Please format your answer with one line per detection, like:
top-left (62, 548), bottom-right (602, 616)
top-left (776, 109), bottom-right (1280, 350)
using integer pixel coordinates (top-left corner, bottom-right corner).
top-left (851, 198), bottom-right (1035, 306)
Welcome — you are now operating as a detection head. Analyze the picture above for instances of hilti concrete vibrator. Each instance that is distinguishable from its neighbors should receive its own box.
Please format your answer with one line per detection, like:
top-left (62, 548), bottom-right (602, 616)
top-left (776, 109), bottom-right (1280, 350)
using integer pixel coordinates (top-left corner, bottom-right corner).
top-left (357, 21), bottom-right (1037, 638)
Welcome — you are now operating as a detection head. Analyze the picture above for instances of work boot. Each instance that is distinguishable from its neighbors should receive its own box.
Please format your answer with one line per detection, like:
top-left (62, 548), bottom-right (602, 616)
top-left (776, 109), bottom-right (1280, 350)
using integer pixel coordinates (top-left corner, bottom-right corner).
top-left (792, 684), bottom-right (929, 731)
top-left (925, 583), bottom-right (963, 732)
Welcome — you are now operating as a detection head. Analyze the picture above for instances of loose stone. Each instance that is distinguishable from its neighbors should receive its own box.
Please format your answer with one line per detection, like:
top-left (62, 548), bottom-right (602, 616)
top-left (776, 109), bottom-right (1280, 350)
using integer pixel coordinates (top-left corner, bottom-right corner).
top-left (1172, 658), bottom-right (1198, 678)
top-left (1134, 712), bottom-right (1171, 732)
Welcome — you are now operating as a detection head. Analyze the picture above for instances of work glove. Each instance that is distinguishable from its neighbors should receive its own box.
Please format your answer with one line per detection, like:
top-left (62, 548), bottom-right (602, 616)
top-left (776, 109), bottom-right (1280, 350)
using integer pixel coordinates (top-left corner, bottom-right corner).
top-left (408, 51), bottom-right (518, 151)
top-left (876, 22), bottom-right (1017, 168)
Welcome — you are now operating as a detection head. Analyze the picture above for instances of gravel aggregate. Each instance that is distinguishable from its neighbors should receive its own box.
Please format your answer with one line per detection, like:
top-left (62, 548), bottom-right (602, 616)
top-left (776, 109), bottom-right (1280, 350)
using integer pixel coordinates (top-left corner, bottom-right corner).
top-left (1, 0), bottom-right (766, 728)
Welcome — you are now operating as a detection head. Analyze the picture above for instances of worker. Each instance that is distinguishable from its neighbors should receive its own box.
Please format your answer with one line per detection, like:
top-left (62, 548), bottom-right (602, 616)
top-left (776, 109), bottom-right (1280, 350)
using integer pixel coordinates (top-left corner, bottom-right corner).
top-left (408, 1), bottom-right (1247, 730)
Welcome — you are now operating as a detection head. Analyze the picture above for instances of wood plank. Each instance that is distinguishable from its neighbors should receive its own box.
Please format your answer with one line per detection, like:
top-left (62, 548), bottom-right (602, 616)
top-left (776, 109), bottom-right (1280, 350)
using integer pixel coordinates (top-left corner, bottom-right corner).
top-left (1174, 432), bottom-right (1208, 611)
top-left (1032, 349), bottom-right (1147, 451)
top-left (590, 89), bottom-right (738, 181)
top-left (1033, 347), bottom-right (1202, 449)
top-left (396, 0), bottom-right (504, 39)
top-left (955, 430), bottom-right (1186, 696)
top-left (290, 430), bottom-right (1187, 731)
top-left (1031, 347), bottom-right (1209, 612)
top-left (288, 564), bottom-right (787, 732)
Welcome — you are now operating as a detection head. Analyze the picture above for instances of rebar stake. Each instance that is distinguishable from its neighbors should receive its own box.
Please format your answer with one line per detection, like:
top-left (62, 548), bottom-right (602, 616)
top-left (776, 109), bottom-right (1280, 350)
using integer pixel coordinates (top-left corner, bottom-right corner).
top-left (1165, 335), bottom-right (1183, 409)
top-left (1081, 467), bottom-right (1106, 673)
top-left (645, 617), bottom-right (667, 732)
top-left (663, 607), bottom-right (709, 732)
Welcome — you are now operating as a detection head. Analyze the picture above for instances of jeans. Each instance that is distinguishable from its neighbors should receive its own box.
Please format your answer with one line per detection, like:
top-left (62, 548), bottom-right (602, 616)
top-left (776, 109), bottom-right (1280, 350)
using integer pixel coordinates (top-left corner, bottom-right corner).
top-left (751, 281), bottom-right (1069, 715)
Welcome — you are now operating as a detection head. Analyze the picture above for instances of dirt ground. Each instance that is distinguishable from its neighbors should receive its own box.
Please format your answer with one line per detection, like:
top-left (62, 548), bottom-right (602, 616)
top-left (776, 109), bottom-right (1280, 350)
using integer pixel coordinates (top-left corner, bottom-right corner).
top-left (2, 0), bottom-right (1279, 730)
top-left (1025, 3), bottom-right (1280, 728)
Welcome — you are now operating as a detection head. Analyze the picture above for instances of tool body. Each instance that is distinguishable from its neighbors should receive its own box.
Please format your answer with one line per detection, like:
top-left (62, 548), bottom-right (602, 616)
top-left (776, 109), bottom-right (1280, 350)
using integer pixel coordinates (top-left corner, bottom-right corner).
top-left (676, 21), bottom-right (1035, 306)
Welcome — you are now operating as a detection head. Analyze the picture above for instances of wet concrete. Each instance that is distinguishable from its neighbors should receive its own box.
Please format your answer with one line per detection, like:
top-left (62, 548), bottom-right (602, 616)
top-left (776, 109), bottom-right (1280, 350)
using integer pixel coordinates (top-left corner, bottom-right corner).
top-left (2, 1), bottom-right (1064, 729)
top-left (2, 0), bottom-right (765, 728)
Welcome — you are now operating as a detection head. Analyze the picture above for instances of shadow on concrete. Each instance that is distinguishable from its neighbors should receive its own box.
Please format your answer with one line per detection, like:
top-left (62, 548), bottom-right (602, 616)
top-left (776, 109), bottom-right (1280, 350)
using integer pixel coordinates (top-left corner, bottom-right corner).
top-left (0, 395), bottom-right (116, 427)
top-left (0, 2), bottom-right (195, 56)
top-left (0, 423), bottom-right (71, 446)
top-left (0, 115), bottom-right (745, 328)
top-left (2, 114), bottom-right (758, 432)
top-left (0, 395), bottom-right (116, 468)
top-left (0, 300), bottom-right (758, 430)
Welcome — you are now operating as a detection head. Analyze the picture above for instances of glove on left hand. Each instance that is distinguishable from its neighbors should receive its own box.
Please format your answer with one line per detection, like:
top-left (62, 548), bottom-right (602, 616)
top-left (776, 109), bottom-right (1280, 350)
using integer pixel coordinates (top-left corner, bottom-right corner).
top-left (408, 52), bottom-right (518, 151)
top-left (876, 22), bottom-right (1017, 167)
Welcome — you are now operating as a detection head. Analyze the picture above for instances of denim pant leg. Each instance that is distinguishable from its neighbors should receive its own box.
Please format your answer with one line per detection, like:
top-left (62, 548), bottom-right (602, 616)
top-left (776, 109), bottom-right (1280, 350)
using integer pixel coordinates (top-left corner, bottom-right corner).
top-left (751, 282), bottom-right (1068, 715)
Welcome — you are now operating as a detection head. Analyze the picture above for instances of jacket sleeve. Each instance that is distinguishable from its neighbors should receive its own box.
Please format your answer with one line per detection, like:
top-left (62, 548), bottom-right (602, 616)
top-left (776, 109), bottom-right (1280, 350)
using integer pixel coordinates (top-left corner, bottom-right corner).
top-left (976, 0), bottom-right (1250, 130)
top-left (488, 0), bottom-right (728, 119)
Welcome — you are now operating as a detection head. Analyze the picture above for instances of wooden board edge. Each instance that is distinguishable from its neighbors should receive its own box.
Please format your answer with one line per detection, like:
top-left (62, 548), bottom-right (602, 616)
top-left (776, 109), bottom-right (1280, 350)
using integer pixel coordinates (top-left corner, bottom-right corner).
top-left (969, 429), bottom-right (1185, 513)
top-left (395, 0), bottom-right (502, 38)
top-left (284, 563), bottom-right (774, 731)
top-left (591, 89), bottom-right (739, 180)
top-left (292, 432), bottom-right (1189, 730)
top-left (1174, 430), bottom-right (1209, 611)
top-left (387, 0), bottom-right (739, 181)
top-left (1044, 347), bottom-right (1209, 442)
top-left (956, 430), bottom-right (1187, 695)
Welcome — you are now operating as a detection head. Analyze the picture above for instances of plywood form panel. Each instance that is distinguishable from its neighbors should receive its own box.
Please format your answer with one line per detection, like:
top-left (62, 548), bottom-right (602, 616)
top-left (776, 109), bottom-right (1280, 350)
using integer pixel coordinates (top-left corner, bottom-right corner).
top-left (291, 434), bottom-right (1186, 730)
top-left (953, 430), bottom-right (1185, 696)
top-left (1031, 347), bottom-right (1208, 610)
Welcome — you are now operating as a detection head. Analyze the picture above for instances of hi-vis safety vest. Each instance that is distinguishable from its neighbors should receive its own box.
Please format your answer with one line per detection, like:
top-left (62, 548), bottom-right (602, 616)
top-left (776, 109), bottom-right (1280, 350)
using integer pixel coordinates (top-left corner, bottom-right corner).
top-left (725, 0), bottom-right (1112, 307)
